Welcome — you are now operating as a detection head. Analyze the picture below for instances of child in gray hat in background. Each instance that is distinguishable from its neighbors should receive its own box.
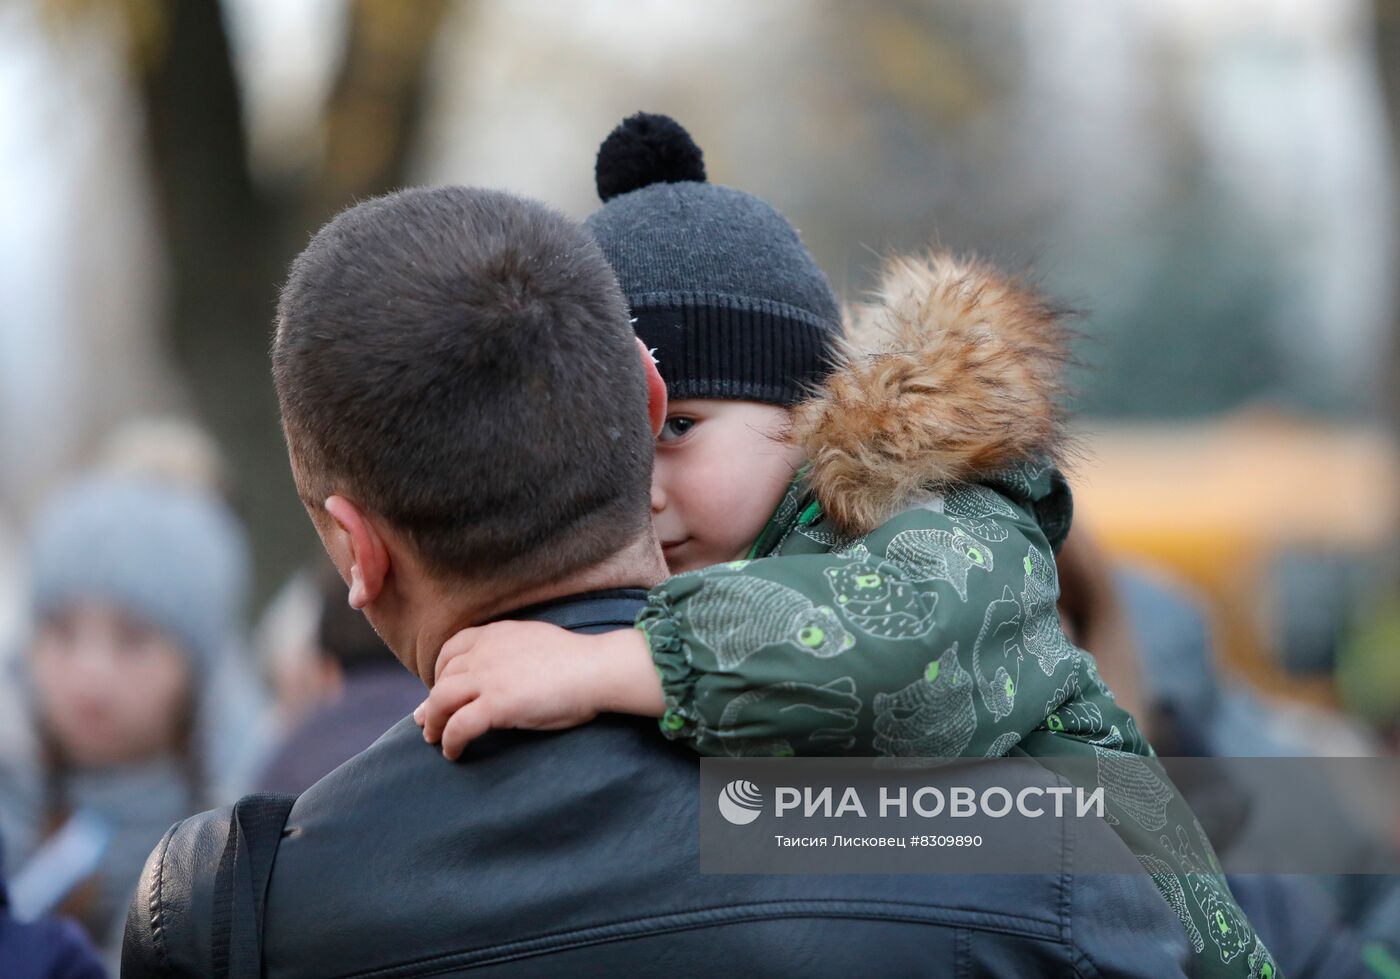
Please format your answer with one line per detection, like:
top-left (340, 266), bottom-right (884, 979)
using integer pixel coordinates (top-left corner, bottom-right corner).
top-left (0, 472), bottom-right (265, 960)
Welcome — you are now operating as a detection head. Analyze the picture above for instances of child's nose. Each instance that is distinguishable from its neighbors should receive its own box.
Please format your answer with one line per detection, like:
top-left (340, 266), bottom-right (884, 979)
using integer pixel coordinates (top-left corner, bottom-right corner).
top-left (650, 481), bottom-right (667, 514)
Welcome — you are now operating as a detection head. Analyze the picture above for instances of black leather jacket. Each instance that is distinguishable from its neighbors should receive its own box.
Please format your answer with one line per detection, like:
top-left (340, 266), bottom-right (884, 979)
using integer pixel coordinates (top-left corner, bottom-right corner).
top-left (123, 589), bottom-right (1193, 978)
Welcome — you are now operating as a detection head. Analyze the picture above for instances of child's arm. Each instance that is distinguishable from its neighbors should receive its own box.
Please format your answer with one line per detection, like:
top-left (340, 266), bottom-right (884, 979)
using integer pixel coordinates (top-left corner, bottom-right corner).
top-left (420, 501), bottom-right (1124, 761)
top-left (633, 490), bottom-right (1127, 758)
top-left (637, 550), bottom-right (1052, 757)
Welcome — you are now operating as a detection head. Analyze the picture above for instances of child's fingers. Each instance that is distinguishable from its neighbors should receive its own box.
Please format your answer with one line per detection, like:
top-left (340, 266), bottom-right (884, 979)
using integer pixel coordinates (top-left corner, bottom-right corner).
top-left (422, 674), bottom-right (479, 744)
top-left (413, 700), bottom-right (427, 726)
top-left (441, 700), bottom-right (493, 760)
top-left (435, 627), bottom-right (482, 686)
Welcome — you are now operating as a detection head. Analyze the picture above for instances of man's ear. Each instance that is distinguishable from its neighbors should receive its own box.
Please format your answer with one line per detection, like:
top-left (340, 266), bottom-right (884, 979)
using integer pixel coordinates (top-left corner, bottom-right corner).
top-left (323, 495), bottom-right (390, 610)
top-left (636, 337), bottom-right (668, 438)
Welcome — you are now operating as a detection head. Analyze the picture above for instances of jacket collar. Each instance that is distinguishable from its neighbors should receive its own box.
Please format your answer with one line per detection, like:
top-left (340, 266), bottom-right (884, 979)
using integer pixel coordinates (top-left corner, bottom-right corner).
top-left (488, 588), bottom-right (649, 632)
top-left (746, 457), bottom-right (1073, 558)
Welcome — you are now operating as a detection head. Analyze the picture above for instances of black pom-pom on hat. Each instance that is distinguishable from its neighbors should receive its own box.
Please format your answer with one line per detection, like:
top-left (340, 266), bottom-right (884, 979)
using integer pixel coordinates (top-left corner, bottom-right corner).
top-left (585, 110), bottom-right (842, 409)
top-left (595, 112), bottom-right (706, 202)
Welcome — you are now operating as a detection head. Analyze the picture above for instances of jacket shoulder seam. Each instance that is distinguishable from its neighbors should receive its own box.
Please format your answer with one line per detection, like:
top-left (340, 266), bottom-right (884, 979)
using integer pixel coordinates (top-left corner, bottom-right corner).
top-left (149, 820), bottom-right (181, 973)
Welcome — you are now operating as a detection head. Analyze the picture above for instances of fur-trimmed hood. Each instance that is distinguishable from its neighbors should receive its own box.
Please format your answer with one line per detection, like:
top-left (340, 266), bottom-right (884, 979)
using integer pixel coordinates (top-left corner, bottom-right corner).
top-left (790, 250), bottom-right (1073, 536)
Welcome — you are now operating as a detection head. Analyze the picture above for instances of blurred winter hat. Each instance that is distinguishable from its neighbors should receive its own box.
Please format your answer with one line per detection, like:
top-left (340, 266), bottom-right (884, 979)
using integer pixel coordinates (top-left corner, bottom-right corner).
top-left (585, 112), bottom-right (840, 406)
top-left (26, 474), bottom-right (250, 670)
top-left (96, 415), bottom-right (230, 499)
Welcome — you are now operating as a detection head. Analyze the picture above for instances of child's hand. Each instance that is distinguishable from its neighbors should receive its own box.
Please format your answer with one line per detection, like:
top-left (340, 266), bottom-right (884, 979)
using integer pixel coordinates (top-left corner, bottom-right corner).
top-left (414, 620), bottom-right (664, 759)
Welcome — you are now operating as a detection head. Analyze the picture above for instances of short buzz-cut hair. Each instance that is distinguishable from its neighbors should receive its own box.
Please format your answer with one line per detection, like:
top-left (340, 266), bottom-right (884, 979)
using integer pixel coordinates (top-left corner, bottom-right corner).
top-left (272, 186), bottom-right (654, 587)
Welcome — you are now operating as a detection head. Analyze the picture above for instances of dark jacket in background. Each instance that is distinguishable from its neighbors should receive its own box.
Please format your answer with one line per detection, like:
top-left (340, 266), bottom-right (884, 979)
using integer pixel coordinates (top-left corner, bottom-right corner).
top-left (1, 830), bottom-right (107, 979)
top-left (123, 590), bottom-right (1195, 978)
top-left (256, 664), bottom-right (424, 796)
top-left (1121, 569), bottom-right (1381, 978)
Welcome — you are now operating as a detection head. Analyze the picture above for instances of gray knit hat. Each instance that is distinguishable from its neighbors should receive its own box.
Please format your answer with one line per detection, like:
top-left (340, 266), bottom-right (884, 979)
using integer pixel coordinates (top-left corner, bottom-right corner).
top-left (26, 474), bottom-right (250, 670)
top-left (585, 112), bottom-right (840, 406)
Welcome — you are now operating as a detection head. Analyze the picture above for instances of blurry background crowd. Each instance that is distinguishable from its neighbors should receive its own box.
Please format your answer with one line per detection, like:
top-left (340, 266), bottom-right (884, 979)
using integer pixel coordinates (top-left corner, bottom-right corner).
top-left (1, 0), bottom-right (1399, 972)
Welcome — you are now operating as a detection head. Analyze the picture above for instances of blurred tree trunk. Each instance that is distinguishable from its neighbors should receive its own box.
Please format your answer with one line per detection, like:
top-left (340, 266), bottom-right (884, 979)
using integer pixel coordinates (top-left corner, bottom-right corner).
top-left (1374, 0), bottom-right (1400, 434)
top-left (128, 0), bottom-right (449, 603)
top-left (316, 0), bottom-right (449, 221)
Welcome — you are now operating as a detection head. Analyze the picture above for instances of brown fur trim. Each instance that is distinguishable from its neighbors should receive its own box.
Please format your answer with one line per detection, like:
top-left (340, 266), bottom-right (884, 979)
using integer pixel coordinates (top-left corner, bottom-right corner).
top-left (790, 250), bottom-right (1073, 536)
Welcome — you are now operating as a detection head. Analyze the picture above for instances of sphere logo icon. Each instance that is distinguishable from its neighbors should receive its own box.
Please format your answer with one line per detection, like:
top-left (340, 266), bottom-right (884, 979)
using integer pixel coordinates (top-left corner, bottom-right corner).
top-left (717, 779), bottom-right (763, 825)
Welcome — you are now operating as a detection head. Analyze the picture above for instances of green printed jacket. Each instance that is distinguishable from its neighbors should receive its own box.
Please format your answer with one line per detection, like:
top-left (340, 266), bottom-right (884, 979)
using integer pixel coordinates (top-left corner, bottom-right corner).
top-left (636, 252), bottom-right (1280, 978)
top-left (640, 464), bottom-right (1083, 761)
top-left (638, 466), bottom-right (1277, 979)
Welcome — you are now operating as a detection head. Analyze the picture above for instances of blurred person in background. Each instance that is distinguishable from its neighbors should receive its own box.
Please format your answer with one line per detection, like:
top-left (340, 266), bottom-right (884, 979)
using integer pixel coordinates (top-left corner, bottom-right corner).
top-left (1053, 523), bottom-right (1152, 734)
top-left (0, 471), bottom-right (262, 960)
top-left (0, 826), bottom-right (105, 979)
top-left (256, 560), bottom-right (425, 795)
top-left (1056, 524), bottom-right (1394, 976)
top-left (253, 566), bottom-right (328, 732)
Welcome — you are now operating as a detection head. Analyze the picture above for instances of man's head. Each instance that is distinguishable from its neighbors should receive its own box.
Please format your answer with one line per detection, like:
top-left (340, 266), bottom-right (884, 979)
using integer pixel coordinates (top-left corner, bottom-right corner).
top-left (272, 187), bottom-right (667, 679)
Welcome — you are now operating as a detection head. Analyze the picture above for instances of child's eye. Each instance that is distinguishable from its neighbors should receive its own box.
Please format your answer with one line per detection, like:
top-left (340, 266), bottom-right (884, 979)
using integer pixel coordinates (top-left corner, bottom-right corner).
top-left (658, 416), bottom-right (697, 443)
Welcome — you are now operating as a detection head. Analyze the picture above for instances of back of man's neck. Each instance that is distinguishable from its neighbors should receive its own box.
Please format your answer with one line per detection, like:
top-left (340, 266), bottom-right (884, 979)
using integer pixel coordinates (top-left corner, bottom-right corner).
top-left (403, 532), bottom-right (668, 685)
top-left (473, 533), bottom-right (667, 623)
